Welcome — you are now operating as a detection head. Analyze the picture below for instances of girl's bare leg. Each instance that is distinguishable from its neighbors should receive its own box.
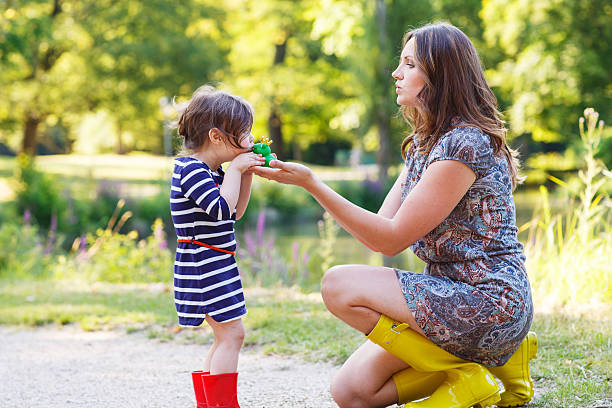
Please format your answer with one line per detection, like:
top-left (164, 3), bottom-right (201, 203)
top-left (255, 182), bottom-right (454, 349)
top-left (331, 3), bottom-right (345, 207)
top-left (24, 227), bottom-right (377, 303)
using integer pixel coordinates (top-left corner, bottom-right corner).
top-left (203, 340), bottom-right (218, 372)
top-left (205, 316), bottom-right (245, 374)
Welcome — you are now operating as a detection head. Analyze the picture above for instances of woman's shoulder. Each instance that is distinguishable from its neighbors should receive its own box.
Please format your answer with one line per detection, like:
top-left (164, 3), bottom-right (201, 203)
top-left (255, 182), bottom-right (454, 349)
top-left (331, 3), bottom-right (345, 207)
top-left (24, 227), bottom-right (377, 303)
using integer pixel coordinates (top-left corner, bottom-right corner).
top-left (427, 124), bottom-right (494, 177)
top-left (444, 124), bottom-right (490, 144)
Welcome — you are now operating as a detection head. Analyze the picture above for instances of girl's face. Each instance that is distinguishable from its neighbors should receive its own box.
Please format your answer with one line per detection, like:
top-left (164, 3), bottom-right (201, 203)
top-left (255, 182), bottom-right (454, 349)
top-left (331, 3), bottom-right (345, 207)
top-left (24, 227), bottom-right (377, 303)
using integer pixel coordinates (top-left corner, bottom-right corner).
top-left (392, 38), bottom-right (425, 107)
top-left (223, 131), bottom-right (254, 159)
top-left (238, 132), bottom-right (254, 150)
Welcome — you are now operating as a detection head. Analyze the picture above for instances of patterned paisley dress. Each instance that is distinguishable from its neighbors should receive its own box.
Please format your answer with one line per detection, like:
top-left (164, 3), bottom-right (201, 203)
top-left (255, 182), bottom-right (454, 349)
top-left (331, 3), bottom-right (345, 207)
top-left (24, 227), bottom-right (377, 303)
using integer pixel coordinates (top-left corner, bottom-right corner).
top-left (395, 125), bottom-right (533, 367)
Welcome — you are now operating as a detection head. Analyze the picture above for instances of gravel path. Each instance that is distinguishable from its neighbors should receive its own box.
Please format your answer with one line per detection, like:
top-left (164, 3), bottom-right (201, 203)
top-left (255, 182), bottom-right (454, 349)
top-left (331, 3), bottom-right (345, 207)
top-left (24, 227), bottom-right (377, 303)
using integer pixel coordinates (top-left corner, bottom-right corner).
top-left (0, 326), bottom-right (339, 408)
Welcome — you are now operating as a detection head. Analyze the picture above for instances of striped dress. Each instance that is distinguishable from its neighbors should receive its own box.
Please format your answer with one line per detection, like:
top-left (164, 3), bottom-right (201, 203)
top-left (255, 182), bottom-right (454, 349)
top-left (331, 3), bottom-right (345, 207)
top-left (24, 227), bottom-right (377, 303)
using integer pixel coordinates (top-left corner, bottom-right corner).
top-left (170, 156), bottom-right (247, 326)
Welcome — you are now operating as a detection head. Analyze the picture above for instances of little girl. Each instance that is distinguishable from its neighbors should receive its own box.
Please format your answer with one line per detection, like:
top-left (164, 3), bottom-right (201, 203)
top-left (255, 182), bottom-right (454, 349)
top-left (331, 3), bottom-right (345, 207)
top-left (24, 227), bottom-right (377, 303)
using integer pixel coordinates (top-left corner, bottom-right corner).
top-left (171, 85), bottom-right (265, 408)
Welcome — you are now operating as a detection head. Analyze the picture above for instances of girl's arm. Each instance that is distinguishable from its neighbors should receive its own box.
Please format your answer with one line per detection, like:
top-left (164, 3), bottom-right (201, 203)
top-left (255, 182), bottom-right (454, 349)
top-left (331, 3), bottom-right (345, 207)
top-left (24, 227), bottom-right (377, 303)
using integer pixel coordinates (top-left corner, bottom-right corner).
top-left (253, 159), bottom-right (475, 256)
top-left (234, 172), bottom-right (253, 220)
top-left (219, 152), bottom-right (265, 216)
top-left (218, 167), bottom-right (242, 214)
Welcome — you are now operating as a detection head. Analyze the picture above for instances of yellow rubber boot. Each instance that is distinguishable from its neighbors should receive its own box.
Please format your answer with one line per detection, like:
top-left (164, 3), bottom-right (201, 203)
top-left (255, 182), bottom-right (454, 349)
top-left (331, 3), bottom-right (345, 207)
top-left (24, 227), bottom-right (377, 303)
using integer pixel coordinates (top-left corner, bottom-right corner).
top-left (367, 315), bottom-right (500, 408)
top-left (489, 331), bottom-right (538, 407)
top-left (393, 368), bottom-right (445, 404)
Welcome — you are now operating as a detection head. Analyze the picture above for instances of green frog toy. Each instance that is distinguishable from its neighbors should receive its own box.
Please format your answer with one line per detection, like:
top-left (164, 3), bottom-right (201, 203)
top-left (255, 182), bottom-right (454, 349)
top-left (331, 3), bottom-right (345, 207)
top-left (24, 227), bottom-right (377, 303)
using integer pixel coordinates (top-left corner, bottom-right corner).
top-left (252, 135), bottom-right (275, 167)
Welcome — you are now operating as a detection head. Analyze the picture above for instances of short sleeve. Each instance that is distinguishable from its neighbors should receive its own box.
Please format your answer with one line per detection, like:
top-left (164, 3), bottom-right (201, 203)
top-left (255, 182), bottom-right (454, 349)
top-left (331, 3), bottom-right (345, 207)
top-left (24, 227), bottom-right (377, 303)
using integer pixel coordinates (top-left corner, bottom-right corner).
top-left (180, 162), bottom-right (234, 221)
top-left (425, 126), bottom-right (493, 178)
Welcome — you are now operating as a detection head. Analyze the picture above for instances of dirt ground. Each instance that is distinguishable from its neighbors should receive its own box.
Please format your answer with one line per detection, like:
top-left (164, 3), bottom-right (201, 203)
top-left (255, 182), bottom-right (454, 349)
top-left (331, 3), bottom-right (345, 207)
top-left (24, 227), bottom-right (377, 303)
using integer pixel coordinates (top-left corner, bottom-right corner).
top-left (0, 325), bottom-right (338, 408)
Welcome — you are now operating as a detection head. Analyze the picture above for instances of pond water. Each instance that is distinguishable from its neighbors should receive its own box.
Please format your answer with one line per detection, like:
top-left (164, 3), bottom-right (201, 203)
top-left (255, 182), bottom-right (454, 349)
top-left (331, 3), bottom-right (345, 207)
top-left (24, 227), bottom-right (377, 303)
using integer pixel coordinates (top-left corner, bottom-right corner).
top-left (238, 219), bottom-right (427, 273)
top-left (234, 191), bottom-right (542, 276)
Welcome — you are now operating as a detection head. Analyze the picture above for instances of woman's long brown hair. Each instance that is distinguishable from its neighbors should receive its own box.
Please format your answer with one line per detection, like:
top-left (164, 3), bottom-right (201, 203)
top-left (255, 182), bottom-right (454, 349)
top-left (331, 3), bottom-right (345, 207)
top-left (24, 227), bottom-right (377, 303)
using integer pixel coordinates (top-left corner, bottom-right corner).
top-left (399, 23), bottom-right (524, 189)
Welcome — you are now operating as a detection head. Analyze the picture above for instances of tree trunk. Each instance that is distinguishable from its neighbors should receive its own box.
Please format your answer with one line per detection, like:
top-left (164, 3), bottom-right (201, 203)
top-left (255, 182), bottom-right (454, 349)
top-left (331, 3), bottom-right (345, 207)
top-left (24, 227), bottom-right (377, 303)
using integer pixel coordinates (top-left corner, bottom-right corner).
top-left (293, 139), bottom-right (302, 162)
top-left (116, 122), bottom-right (123, 154)
top-left (375, 0), bottom-right (394, 268)
top-left (20, 2), bottom-right (63, 157)
top-left (375, 0), bottom-right (391, 184)
top-left (268, 108), bottom-right (283, 160)
top-left (22, 113), bottom-right (41, 156)
top-left (268, 38), bottom-right (288, 160)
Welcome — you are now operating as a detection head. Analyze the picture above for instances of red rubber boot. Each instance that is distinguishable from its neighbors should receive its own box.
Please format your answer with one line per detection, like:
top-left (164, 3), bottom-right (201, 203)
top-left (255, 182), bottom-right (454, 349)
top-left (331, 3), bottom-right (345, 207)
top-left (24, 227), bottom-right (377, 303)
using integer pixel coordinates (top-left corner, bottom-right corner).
top-left (203, 373), bottom-right (240, 408)
top-left (191, 371), bottom-right (209, 408)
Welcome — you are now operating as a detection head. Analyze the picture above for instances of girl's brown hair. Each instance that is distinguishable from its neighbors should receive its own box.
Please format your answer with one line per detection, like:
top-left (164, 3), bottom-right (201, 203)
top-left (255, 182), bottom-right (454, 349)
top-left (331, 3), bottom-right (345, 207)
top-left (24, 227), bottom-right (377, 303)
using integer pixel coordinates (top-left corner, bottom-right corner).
top-left (399, 22), bottom-right (524, 189)
top-left (176, 85), bottom-right (254, 153)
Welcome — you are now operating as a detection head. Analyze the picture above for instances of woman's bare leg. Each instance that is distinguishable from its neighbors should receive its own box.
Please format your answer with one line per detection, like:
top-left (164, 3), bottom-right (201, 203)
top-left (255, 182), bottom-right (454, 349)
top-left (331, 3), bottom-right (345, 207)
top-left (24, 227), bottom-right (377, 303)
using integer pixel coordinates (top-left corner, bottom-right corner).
top-left (321, 264), bottom-right (424, 336)
top-left (331, 340), bottom-right (410, 408)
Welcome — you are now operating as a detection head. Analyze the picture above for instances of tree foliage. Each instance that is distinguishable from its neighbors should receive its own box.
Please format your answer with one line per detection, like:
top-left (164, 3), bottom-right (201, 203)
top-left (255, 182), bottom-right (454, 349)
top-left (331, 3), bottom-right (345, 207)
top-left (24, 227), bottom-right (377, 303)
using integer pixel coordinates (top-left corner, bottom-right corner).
top-left (0, 0), bottom-right (609, 168)
top-left (482, 0), bottom-right (611, 143)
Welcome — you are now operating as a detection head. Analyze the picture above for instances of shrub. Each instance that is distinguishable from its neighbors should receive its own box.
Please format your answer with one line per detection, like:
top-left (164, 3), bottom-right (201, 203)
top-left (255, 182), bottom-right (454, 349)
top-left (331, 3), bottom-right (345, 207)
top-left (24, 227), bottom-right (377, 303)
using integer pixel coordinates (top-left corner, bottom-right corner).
top-left (53, 218), bottom-right (173, 283)
top-left (0, 220), bottom-right (58, 279)
top-left (14, 154), bottom-right (67, 230)
top-left (524, 108), bottom-right (612, 308)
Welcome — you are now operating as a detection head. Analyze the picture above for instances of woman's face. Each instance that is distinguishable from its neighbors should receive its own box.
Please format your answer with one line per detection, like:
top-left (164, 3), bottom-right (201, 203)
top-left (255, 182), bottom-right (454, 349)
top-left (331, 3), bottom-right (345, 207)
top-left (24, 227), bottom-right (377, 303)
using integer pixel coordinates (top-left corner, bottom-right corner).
top-left (392, 38), bottom-right (425, 107)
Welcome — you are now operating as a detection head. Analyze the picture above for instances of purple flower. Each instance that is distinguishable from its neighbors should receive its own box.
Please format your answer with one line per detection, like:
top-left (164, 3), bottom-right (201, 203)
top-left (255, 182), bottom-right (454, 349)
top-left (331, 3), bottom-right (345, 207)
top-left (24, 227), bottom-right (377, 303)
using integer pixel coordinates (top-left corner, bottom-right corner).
top-left (292, 241), bottom-right (300, 262)
top-left (23, 209), bottom-right (31, 226)
top-left (244, 231), bottom-right (257, 256)
top-left (79, 234), bottom-right (88, 252)
top-left (256, 210), bottom-right (266, 245)
top-left (50, 215), bottom-right (57, 233)
top-left (44, 214), bottom-right (57, 254)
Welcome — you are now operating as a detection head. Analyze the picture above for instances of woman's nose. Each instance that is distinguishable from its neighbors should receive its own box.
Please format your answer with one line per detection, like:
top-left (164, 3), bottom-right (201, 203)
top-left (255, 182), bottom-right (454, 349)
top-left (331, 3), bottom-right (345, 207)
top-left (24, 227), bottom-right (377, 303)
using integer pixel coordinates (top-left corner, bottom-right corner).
top-left (392, 67), bottom-right (401, 80)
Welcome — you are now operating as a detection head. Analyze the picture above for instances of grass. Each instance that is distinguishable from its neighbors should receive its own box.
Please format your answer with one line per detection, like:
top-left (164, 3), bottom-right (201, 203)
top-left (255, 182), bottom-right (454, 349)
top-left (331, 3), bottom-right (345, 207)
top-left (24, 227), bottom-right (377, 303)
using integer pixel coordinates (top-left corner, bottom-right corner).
top-left (0, 278), bottom-right (610, 407)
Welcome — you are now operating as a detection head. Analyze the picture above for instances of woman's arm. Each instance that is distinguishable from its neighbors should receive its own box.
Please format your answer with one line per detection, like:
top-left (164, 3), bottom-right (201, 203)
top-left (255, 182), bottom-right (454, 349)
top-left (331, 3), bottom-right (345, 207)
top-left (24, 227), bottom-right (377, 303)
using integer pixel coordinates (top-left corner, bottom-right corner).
top-left (377, 165), bottom-right (408, 218)
top-left (234, 172), bottom-right (253, 220)
top-left (253, 159), bottom-right (475, 256)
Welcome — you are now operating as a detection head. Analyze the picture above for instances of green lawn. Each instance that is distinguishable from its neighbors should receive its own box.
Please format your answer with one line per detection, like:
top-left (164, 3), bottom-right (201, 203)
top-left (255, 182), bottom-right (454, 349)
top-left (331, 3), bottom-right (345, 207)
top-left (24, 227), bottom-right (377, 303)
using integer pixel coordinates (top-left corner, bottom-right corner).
top-left (1, 278), bottom-right (610, 407)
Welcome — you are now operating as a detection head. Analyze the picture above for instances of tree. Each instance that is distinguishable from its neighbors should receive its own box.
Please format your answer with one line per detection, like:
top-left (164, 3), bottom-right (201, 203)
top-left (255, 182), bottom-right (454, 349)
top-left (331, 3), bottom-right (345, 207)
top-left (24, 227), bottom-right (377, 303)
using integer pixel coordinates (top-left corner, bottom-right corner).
top-left (0, 0), bottom-right (227, 156)
top-left (221, 0), bottom-right (362, 161)
top-left (481, 0), bottom-right (611, 144)
top-left (0, 0), bottom-right (89, 155)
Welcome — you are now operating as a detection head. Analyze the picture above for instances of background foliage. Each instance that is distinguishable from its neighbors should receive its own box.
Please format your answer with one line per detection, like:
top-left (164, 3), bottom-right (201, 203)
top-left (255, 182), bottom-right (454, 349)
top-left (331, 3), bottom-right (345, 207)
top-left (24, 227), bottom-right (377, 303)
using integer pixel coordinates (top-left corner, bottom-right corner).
top-left (1, 0), bottom-right (609, 170)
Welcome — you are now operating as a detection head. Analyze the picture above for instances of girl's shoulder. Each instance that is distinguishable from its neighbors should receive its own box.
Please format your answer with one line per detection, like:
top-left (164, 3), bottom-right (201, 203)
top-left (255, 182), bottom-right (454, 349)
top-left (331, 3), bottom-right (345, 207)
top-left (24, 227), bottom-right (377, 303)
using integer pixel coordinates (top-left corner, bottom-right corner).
top-left (173, 156), bottom-right (224, 179)
top-left (174, 156), bottom-right (211, 177)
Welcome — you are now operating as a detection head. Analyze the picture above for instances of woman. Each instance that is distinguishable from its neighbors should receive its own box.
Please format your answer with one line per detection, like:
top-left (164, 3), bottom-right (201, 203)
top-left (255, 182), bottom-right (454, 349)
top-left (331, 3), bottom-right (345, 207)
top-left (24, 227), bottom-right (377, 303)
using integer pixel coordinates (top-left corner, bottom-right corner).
top-left (254, 22), bottom-right (536, 408)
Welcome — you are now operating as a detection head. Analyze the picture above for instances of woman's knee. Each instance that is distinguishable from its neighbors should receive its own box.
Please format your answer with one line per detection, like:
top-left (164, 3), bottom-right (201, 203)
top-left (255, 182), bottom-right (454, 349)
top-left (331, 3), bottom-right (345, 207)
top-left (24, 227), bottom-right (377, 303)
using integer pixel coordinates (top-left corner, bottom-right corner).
top-left (321, 265), bottom-right (353, 304)
top-left (330, 371), bottom-right (370, 408)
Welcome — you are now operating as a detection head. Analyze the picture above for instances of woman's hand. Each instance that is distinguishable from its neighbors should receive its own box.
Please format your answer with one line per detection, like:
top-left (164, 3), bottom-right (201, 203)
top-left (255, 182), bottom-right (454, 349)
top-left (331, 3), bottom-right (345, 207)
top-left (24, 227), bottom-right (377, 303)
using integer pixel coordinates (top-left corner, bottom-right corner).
top-left (251, 160), bottom-right (316, 190)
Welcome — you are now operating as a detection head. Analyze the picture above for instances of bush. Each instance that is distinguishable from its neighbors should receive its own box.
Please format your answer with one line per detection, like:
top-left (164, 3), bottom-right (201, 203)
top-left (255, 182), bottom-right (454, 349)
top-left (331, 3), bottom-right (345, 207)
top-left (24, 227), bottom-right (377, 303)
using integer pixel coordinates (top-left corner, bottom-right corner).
top-left (0, 221), bottom-right (57, 279)
top-left (53, 219), bottom-right (173, 283)
top-left (14, 154), bottom-right (67, 230)
top-left (524, 109), bottom-right (612, 308)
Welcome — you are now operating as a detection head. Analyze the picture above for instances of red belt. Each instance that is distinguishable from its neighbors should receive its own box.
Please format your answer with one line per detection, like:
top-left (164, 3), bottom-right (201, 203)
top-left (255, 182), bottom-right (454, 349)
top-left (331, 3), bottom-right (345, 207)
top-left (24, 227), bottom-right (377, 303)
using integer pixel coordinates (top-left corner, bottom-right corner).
top-left (177, 238), bottom-right (236, 256)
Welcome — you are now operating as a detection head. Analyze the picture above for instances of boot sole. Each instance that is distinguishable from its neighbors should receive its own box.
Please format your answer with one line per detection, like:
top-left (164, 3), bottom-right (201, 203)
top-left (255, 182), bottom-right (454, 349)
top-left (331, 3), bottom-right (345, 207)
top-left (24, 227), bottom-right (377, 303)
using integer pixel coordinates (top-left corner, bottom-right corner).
top-left (473, 389), bottom-right (501, 408)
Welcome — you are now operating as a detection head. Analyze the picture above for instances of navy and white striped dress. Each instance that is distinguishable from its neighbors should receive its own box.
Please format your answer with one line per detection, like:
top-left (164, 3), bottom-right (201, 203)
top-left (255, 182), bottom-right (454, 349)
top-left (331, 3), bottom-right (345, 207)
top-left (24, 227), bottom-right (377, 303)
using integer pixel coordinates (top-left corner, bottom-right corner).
top-left (170, 156), bottom-right (247, 326)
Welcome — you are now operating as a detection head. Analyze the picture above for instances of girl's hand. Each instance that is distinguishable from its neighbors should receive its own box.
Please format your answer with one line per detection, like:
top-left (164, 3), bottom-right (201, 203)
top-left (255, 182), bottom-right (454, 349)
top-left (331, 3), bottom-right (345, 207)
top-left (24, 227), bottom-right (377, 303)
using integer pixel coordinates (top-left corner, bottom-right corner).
top-left (252, 159), bottom-right (316, 189)
top-left (228, 152), bottom-right (266, 174)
